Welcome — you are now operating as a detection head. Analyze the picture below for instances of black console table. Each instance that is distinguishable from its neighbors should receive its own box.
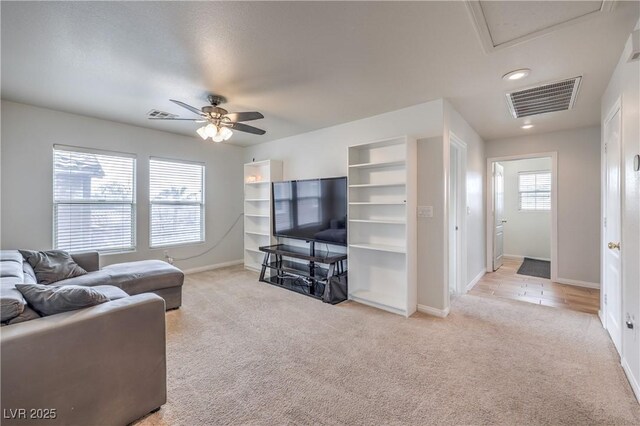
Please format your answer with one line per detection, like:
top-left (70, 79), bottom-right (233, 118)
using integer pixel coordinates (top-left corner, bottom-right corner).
top-left (259, 244), bottom-right (347, 303)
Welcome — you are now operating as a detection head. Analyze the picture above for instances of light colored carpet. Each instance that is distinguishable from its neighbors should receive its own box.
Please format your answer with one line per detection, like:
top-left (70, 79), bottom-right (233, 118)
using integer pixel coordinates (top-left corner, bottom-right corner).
top-left (137, 265), bottom-right (640, 425)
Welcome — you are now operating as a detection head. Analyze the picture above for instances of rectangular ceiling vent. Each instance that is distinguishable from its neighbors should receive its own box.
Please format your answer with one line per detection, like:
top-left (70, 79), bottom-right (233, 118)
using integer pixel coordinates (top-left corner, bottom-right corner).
top-left (506, 76), bottom-right (582, 118)
top-left (147, 109), bottom-right (178, 119)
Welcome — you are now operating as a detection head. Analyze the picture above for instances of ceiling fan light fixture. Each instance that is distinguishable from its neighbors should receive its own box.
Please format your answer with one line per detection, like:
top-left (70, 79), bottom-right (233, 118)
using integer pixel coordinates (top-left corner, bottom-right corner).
top-left (196, 126), bottom-right (208, 140)
top-left (205, 123), bottom-right (218, 138)
top-left (219, 127), bottom-right (233, 141)
top-left (154, 95), bottom-right (265, 142)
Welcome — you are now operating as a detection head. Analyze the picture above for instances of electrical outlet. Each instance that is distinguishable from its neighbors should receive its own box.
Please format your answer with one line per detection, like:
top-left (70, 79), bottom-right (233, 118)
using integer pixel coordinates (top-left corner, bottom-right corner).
top-left (417, 206), bottom-right (433, 218)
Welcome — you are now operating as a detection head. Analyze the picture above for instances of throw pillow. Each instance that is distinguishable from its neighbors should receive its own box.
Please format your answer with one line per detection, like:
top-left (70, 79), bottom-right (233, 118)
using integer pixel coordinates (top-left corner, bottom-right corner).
top-left (15, 284), bottom-right (111, 316)
top-left (19, 250), bottom-right (87, 285)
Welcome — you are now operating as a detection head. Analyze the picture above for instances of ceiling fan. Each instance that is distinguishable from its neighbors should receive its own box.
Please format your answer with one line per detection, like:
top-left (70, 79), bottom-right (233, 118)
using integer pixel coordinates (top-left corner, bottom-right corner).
top-left (149, 95), bottom-right (266, 142)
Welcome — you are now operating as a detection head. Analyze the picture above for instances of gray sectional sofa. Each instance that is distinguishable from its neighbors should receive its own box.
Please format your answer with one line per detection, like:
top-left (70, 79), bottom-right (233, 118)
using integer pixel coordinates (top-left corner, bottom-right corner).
top-left (0, 250), bottom-right (184, 425)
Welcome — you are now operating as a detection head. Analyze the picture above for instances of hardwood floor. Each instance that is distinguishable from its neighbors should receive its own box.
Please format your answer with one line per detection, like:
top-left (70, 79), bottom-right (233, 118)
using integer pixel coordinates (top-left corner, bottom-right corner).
top-left (469, 258), bottom-right (600, 315)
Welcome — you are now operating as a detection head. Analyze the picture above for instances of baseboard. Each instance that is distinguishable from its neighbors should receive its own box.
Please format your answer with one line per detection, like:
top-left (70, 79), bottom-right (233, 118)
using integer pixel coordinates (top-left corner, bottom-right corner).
top-left (417, 304), bottom-right (450, 318)
top-left (466, 269), bottom-right (486, 292)
top-left (504, 254), bottom-right (551, 262)
top-left (598, 310), bottom-right (605, 328)
top-left (183, 259), bottom-right (244, 274)
top-left (555, 277), bottom-right (600, 289)
top-left (622, 357), bottom-right (640, 403)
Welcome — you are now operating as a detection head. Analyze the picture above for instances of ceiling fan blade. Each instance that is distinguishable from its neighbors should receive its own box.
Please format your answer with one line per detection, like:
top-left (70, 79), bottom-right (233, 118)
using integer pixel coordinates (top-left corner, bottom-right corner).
top-left (169, 99), bottom-right (205, 116)
top-left (148, 117), bottom-right (206, 121)
top-left (229, 122), bottom-right (266, 135)
top-left (224, 111), bottom-right (264, 122)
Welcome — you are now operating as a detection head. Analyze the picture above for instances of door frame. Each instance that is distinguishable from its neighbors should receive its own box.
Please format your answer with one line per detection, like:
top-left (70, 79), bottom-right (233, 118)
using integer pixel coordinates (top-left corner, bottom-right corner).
top-left (485, 152), bottom-right (558, 282)
top-left (600, 97), bottom-right (622, 338)
top-left (449, 132), bottom-right (468, 295)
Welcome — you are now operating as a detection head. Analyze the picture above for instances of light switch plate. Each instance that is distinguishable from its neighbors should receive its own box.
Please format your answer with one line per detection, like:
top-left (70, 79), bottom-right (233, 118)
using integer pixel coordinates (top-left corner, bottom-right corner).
top-left (417, 206), bottom-right (433, 218)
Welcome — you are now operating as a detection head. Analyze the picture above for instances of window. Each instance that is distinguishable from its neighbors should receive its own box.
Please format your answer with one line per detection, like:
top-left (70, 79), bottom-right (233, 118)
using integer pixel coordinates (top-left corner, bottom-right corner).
top-left (53, 146), bottom-right (136, 252)
top-left (150, 158), bottom-right (205, 247)
top-left (519, 171), bottom-right (551, 211)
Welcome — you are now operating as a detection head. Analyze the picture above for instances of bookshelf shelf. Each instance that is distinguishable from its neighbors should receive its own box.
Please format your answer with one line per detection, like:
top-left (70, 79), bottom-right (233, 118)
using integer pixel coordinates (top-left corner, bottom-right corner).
top-left (243, 160), bottom-right (283, 272)
top-left (347, 136), bottom-right (417, 317)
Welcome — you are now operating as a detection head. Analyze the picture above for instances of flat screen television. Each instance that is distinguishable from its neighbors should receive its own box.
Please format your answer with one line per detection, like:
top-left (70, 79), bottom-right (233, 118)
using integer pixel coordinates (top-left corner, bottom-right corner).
top-left (272, 177), bottom-right (347, 246)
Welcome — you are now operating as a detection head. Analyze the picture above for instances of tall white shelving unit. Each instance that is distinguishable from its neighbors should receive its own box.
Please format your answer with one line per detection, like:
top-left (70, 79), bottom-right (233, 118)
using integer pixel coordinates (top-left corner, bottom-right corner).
top-left (244, 160), bottom-right (283, 272)
top-left (347, 136), bottom-right (417, 317)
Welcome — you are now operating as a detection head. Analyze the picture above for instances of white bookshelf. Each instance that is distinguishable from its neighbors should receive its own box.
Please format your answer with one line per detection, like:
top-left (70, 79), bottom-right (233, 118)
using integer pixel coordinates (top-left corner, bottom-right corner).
top-left (347, 136), bottom-right (417, 317)
top-left (244, 160), bottom-right (283, 272)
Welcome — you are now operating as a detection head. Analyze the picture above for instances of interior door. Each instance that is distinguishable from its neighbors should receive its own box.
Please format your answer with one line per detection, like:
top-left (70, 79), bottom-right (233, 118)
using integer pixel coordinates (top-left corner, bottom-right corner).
top-left (604, 107), bottom-right (622, 354)
top-left (493, 162), bottom-right (505, 271)
top-left (449, 146), bottom-right (458, 294)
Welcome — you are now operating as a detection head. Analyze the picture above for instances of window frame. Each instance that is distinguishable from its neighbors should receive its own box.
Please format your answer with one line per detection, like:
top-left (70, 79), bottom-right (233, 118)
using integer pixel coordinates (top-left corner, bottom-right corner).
top-left (518, 170), bottom-right (551, 212)
top-left (148, 156), bottom-right (206, 249)
top-left (52, 144), bottom-right (137, 254)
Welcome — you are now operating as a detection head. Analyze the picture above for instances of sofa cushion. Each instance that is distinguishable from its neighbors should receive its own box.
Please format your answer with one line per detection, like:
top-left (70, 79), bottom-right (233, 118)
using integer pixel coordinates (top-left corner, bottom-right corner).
top-left (55, 270), bottom-right (113, 288)
top-left (0, 258), bottom-right (24, 280)
top-left (19, 250), bottom-right (87, 285)
top-left (0, 277), bottom-right (27, 322)
top-left (22, 263), bottom-right (37, 284)
top-left (16, 283), bottom-right (111, 316)
top-left (102, 260), bottom-right (184, 295)
top-left (5, 305), bottom-right (41, 325)
top-left (88, 285), bottom-right (128, 301)
top-left (0, 250), bottom-right (24, 263)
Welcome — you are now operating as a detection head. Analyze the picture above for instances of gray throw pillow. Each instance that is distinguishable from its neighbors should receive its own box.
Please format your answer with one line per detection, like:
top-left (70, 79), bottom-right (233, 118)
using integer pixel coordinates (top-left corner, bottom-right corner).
top-left (16, 284), bottom-right (110, 316)
top-left (19, 250), bottom-right (87, 285)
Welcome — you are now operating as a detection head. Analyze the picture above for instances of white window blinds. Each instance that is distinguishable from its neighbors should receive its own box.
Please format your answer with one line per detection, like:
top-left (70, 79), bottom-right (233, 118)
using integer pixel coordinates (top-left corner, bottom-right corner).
top-left (150, 158), bottom-right (205, 247)
top-left (53, 146), bottom-right (136, 252)
top-left (518, 171), bottom-right (551, 211)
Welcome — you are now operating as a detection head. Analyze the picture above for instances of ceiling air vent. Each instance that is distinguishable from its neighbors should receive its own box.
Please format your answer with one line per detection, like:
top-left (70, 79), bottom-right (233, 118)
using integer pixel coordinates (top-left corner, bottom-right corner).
top-left (506, 76), bottom-right (582, 118)
top-left (147, 109), bottom-right (178, 119)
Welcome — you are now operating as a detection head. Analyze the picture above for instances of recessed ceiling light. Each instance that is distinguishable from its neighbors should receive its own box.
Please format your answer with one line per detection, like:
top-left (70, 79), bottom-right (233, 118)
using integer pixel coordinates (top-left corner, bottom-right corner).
top-left (521, 124), bottom-right (534, 130)
top-left (503, 69), bottom-right (531, 81)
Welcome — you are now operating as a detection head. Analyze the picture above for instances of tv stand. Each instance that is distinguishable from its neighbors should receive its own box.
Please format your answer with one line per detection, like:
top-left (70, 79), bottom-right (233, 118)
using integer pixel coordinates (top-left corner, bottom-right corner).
top-left (308, 240), bottom-right (316, 279)
top-left (258, 244), bottom-right (347, 303)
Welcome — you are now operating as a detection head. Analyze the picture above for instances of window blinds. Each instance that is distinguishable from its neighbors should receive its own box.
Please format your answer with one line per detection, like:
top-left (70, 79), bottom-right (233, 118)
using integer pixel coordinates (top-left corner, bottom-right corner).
top-left (53, 146), bottom-right (136, 252)
top-left (149, 158), bottom-right (205, 247)
top-left (518, 171), bottom-right (551, 211)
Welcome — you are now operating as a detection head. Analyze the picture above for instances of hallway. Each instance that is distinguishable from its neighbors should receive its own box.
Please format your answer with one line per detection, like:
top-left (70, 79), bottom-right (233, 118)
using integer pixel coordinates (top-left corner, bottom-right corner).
top-left (470, 258), bottom-right (600, 314)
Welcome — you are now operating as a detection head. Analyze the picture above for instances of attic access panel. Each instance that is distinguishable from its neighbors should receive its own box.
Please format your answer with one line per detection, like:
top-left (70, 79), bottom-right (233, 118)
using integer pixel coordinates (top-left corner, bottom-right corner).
top-left (505, 76), bottom-right (582, 118)
top-left (466, 1), bottom-right (614, 52)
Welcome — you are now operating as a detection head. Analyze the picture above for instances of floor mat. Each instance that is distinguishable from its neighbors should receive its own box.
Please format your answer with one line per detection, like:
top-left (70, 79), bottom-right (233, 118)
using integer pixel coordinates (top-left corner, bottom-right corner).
top-left (517, 257), bottom-right (551, 279)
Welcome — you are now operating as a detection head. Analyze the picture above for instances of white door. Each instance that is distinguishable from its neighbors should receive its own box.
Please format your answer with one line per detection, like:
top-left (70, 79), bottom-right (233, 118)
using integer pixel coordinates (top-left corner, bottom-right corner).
top-left (449, 146), bottom-right (458, 293)
top-left (493, 162), bottom-right (505, 271)
top-left (604, 107), bottom-right (622, 354)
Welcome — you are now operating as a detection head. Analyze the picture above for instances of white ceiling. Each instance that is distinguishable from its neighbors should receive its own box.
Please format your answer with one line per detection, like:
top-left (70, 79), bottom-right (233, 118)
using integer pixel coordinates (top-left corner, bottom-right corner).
top-left (1, 1), bottom-right (638, 146)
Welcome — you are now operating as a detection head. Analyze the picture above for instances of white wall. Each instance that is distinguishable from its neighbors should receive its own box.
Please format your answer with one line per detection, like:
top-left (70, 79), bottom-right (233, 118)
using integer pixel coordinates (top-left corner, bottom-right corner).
top-left (417, 135), bottom-right (446, 310)
top-left (0, 101), bottom-right (245, 271)
top-left (244, 101), bottom-right (444, 179)
top-left (601, 19), bottom-right (640, 399)
top-left (485, 126), bottom-right (601, 286)
top-left (501, 158), bottom-right (551, 260)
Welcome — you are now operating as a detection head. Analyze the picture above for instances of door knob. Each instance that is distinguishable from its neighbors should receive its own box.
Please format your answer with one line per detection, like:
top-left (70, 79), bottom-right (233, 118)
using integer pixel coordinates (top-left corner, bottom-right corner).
top-left (608, 242), bottom-right (621, 250)
top-left (501, 220), bottom-right (508, 223)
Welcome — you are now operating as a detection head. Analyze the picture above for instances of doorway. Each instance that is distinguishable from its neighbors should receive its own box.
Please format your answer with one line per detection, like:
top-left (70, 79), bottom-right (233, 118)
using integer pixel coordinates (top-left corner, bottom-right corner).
top-left (478, 152), bottom-right (600, 315)
top-left (448, 133), bottom-right (467, 296)
top-left (486, 153), bottom-right (558, 281)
